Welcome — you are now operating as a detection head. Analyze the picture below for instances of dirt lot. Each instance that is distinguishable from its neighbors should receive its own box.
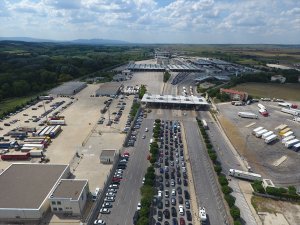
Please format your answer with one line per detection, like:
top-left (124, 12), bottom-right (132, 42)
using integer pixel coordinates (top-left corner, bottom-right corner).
top-left (233, 83), bottom-right (300, 101)
top-left (251, 195), bottom-right (300, 225)
top-left (217, 101), bottom-right (300, 186)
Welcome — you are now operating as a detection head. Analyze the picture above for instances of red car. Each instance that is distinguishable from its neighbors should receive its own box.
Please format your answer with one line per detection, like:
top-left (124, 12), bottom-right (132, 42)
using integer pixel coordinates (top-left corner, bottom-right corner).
top-left (180, 218), bottom-right (185, 225)
top-left (112, 177), bottom-right (122, 182)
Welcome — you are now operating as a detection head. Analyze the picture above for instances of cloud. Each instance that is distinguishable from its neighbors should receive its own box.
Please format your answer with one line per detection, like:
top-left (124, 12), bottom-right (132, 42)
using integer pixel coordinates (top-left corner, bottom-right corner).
top-left (0, 0), bottom-right (299, 43)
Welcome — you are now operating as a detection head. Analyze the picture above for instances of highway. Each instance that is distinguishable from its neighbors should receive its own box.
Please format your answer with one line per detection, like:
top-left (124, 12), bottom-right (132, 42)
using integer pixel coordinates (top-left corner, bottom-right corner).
top-left (198, 111), bottom-right (257, 225)
top-left (183, 120), bottom-right (227, 225)
top-left (98, 118), bottom-right (153, 225)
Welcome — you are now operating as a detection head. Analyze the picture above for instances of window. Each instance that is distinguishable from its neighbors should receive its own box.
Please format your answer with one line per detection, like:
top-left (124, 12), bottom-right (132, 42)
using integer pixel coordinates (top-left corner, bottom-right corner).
top-left (57, 201), bottom-right (61, 205)
top-left (59, 208), bottom-right (63, 211)
top-left (51, 201), bottom-right (56, 205)
top-left (53, 208), bottom-right (57, 211)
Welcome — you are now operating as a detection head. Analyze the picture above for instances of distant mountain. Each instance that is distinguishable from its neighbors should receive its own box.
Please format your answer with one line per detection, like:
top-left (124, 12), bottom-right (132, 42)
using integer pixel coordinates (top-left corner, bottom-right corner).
top-left (0, 37), bottom-right (130, 45)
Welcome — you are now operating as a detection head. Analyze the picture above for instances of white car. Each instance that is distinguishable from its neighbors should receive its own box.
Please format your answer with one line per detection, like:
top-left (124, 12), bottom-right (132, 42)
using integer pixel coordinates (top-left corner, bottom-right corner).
top-left (179, 205), bottom-right (184, 216)
top-left (100, 208), bottom-right (110, 214)
top-left (142, 135), bottom-right (146, 139)
top-left (145, 128), bottom-right (149, 132)
top-left (109, 184), bottom-right (119, 189)
top-left (171, 189), bottom-right (176, 196)
top-left (142, 177), bottom-right (145, 184)
top-left (94, 219), bottom-right (106, 225)
top-left (158, 190), bottom-right (162, 198)
top-left (137, 202), bottom-right (141, 211)
top-left (107, 189), bottom-right (117, 193)
top-left (104, 197), bottom-right (115, 202)
top-left (106, 192), bottom-right (115, 197)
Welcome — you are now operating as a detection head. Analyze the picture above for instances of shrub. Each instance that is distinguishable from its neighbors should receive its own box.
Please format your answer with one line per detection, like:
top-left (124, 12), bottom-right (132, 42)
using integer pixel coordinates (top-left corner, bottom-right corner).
top-left (225, 194), bottom-right (236, 207)
top-left (230, 206), bottom-right (240, 220)
top-left (288, 186), bottom-right (297, 195)
top-left (206, 143), bottom-right (212, 149)
top-left (251, 181), bottom-right (265, 194)
top-left (234, 220), bottom-right (242, 225)
top-left (218, 175), bottom-right (229, 186)
top-left (222, 186), bottom-right (233, 195)
top-left (214, 165), bottom-right (222, 174)
top-left (208, 152), bottom-right (217, 162)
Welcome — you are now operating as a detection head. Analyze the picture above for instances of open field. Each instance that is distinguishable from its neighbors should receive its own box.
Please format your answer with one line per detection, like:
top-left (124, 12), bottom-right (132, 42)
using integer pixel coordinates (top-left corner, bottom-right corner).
top-left (0, 95), bottom-right (38, 116)
top-left (233, 83), bottom-right (300, 101)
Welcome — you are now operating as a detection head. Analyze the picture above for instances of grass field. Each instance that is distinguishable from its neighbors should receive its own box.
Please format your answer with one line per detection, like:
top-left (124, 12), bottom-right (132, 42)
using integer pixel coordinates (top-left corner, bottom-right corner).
top-left (0, 95), bottom-right (38, 116)
top-left (233, 83), bottom-right (300, 101)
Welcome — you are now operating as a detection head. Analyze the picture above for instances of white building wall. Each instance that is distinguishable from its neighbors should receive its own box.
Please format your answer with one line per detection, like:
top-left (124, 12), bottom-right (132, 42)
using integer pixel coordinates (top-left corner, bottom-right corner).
top-left (0, 208), bottom-right (42, 221)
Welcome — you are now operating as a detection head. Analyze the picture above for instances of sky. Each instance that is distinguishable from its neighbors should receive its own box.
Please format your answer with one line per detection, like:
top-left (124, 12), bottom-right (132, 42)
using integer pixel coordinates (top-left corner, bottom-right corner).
top-left (0, 0), bottom-right (299, 44)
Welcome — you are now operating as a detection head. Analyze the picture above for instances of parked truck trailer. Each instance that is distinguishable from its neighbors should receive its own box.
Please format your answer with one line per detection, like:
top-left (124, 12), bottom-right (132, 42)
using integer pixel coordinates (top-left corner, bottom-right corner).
top-left (1, 152), bottom-right (30, 160)
top-left (282, 136), bottom-right (296, 144)
top-left (281, 108), bottom-right (300, 116)
top-left (285, 139), bottom-right (300, 148)
top-left (262, 131), bottom-right (274, 139)
top-left (229, 169), bottom-right (262, 181)
top-left (255, 129), bottom-right (268, 138)
top-left (238, 112), bottom-right (258, 119)
top-left (265, 134), bottom-right (278, 144)
top-left (252, 127), bottom-right (264, 135)
top-left (48, 119), bottom-right (66, 125)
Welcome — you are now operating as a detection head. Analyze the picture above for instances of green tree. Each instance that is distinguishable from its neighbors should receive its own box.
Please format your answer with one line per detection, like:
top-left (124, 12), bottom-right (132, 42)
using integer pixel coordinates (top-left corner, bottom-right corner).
top-left (13, 80), bottom-right (30, 96)
top-left (230, 206), bottom-right (240, 220)
top-left (225, 194), bottom-right (236, 207)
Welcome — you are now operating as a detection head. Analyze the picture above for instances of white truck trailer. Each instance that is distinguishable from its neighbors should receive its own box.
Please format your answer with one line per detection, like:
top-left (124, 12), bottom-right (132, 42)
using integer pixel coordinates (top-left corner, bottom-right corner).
top-left (48, 119), bottom-right (66, 125)
top-left (262, 131), bottom-right (274, 139)
top-left (285, 139), bottom-right (300, 148)
top-left (255, 129), bottom-right (268, 138)
top-left (22, 143), bottom-right (44, 150)
top-left (29, 150), bottom-right (44, 157)
top-left (278, 102), bottom-right (292, 108)
top-left (258, 103), bottom-right (266, 110)
top-left (281, 108), bottom-right (300, 116)
top-left (238, 112), bottom-right (258, 119)
top-left (252, 127), bottom-right (264, 135)
top-left (39, 126), bottom-right (50, 137)
top-left (265, 134), bottom-right (278, 144)
top-left (282, 135), bottom-right (296, 144)
top-left (229, 169), bottom-right (262, 181)
top-left (282, 131), bottom-right (294, 138)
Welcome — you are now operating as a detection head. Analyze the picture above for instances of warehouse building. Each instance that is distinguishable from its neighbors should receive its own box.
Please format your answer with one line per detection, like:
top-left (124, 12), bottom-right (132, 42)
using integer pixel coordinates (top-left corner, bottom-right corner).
top-left (0, 163), bottom-right (70, 222)
top-left (95, 82), bottom-right (123, 97)
top-left (220, 88), bottom-right (248, 101)
top-left (49, 179), bottom-right (89, 216)
top-left (49, 81), bottom-right (87, 96)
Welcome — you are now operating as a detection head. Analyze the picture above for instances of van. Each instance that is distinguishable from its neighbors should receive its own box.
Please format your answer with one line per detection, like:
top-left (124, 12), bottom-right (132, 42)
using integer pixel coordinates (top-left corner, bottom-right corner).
top-left (92, 187), bottom-right (100, 201)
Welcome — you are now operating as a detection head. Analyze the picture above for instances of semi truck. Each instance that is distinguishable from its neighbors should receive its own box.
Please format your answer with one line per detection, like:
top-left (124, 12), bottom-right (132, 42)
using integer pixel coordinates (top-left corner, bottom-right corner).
top-left (1, 152), bottom-right (30, 160)
top-left (258, 103), bottom-right (266, 110)
top-left (262, 131), bottom-right (274, 139)
top-left (265, 134), bottom-right (278, 144)
top-left (282, 136), bottom-right (296, 144)
top-left (281, 108), bottom-right (300, 116)
top-left (29, 150), bottom-right (44, 157)
top-left (259, 108), bottom-right (269, 116)
top-left (202, 119), bottom-right (208, 129)
top-left (39, 126), bottom-right (50, 137)
top-left (0, 141), bottom-right (19, 149)
top-left (285, 139), bottom-right (300, 148)
top-left (48, 119), bottom-right (66, 125)
top-left (49, 125), bottom-right (61, 138)
top-left (229, 169), bottom-right (262, 181)
top-left (252, 127), bottom-right (264, 135)
top-left (22, 143), bottom-right (44, 150)
top-left (238, 112), bottom-right (258, 119)
top-left (279, 128), bottom-right (291, 136)
top-left (282, 131), bottom-right (294, 138)
top-left (44, 126), bottom-right (55, 136)
top-left (255, 129), bottom-right (268, 138)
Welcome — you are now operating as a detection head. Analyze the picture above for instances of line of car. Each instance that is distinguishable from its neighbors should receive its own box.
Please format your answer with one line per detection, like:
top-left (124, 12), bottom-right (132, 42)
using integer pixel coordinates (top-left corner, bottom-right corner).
top-left (94, 152), bottom-right (130, 225)
top-left (152, 120), bottom-right (193, 225)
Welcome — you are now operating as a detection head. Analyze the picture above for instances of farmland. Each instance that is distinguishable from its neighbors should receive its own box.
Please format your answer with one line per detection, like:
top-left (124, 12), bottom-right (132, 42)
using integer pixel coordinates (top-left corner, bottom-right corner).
top-left (233, 83), bottom-right (300, 101)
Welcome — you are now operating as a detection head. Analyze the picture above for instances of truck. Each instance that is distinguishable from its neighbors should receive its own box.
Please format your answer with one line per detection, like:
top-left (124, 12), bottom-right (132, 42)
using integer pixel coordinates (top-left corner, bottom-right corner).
top-left (22, 143), bottom-right (44, 150)
top-left (0, 141), bottom-right (19, 149)
top-left (292, 143), bottom-right (300, 152)
top-left (39, 126), bottom-right (50, 137)
top-left (49, 125), bottom-right (61, 138)
top-left (265, 134), bottom-right (278, 144)
top-left (285, 139), bottom-right (300, 148)
top-left (48, 119), bottom-right (66, 125)
top-left (252, 127), bottom-right (264, 135)
top-left (29, 150), bottom-right (44, 157)
top-left (262, 131), bottom-right (274, 139)
top-left (202, 119), bottom-right (208, 129)
top-left (282, 135), bottom-right (296, 144)
top-left (8, 131), bottom-right (27, 138)
top-left (281, 108), bottom-right (300, 116)
top-left (275, 124), bottom-right (288, 131)
top-left (229, 169), bottom-right (262, 181)
top-left (34, 126), bottom-right (46, 136)
top-left (258, 103), bottom-right (266, 110)
top-left (199, 207), bottom-right (207, 222)
top-left (259, 108), bottom-right (269, 116)
top-left (279, 128), bottom-right (291, 136)
top-left (255, 129), bottom-right (268, 138)
top-left (1, 152), bottom-right (30, 160)
top-left (44, 126), bottom-right (55, 136)
top-left (39, 95), bottom-right (53, 100)
top-left (282, 131), bottom-right (294, 138)
top-left (238, 112), bottom-right (258, 119)
top-left (17, 127), bottom-right (36, 133)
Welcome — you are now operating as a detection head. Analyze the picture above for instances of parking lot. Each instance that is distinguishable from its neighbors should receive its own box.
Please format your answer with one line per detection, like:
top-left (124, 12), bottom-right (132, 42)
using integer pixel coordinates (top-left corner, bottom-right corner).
top-left (217, 101), bottom-right (300, 185)
top-left (151, 120), bottom-right (193, 225)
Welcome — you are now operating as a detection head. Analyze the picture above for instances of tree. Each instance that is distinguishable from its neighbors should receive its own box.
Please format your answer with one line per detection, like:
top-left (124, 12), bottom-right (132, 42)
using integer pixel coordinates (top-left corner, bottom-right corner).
top-left (58, 73), bottom-right (73, 82)
top-left (225, 194), bottom-right (236, 207)
top-left (137, 216), bottom-right (149, 225)
top-left (13, 80), bottom-right (30, 96)
top-left (218, 175), bottom-right (229, 186)
top-left (222, 186), bottom-right (233, 195)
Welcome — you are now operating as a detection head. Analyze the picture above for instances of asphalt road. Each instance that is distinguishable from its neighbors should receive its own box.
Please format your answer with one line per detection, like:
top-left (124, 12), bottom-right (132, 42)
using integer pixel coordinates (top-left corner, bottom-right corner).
top-left (98, 118), bottom-right (153, 225)
top-left (197, 111), bottom-right (257, 225)
top-left (183, 120), bottom-right (227, 225)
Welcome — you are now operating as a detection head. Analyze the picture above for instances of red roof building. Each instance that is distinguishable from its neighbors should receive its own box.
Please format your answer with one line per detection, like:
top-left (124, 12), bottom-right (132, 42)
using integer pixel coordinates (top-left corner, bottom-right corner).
top-left (220, 88), bottom-right (248, 101)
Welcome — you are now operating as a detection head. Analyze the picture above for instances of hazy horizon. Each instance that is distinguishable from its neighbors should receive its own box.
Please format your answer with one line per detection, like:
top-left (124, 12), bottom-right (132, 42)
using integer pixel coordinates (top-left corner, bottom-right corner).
top-left (0, 0), bottom-right (299, 44)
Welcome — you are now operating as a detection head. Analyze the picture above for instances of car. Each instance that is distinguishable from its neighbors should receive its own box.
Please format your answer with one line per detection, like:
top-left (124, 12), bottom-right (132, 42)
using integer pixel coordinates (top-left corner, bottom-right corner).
top-left (142, 135), bottom-right (146, 139)
top-left (158, 211), bottom-right (163, 221)
top-left (142, 177), bottom-right (145, 184)
top-left (186, 210), bottom-right (192, 221)
top-left (163, 209), bottom-right (170, 219)
top-left (171, 197), bottom-right (176, 206)
top-left (94, 219), bottom-right (106, 225)
top-left (108, 189), bottom-right (117, 193)
top-left (109, 184), bottom-right (119, 189)
top-left (178, 196), bottom-right (183, 204)
top-left (184, 190), bottom-right (190, 200)
top-left (157, 201), bottom-right (163, 209)
top-left (99, 208), bottom-right (110, 214)
top-left (102, 202), bottom-right (112, 208)
top-left (165, 180), bottom-right (170, 187)
top-left (158, 175), bottom-right (163, 182)
top-left (137, 202), bottom-right (141, 211)
top-left (183, 179), bottom-right (188, 186)
top-left (164, 221), bottom-right (170, 225)
top-left (179, 205), bottom-right (184, 216)
top-left (145, 128), bottom-right (149, 132)
top-left (172, 218), bottom-right (178, 225)
top-left (133, 211), bottom-right (140, 225)
top-left (165, 199), bottom-right (170, 207)
top-left (158, 190), bottom-right (162, 198)
top-left (165, 190), bottom-right (169, 198)
top-left (104, 196), bottom-right (115, 202)
top-left (105, 192), bottom-right (115, 197)
top-left (180, 218), bottom-right (185, 225)
top-left (171, 179), bottom-right (175, 187)
top-left (172, 189), bottom-right (176, 196)
top-left (171, 207), bottom-right (177, 217)
top-left (158, 183), bottom-right (164, 191)
top-left (185, 201), bottom-right (190, 209)
top-left (177, 187), bottom-right (182, 195)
